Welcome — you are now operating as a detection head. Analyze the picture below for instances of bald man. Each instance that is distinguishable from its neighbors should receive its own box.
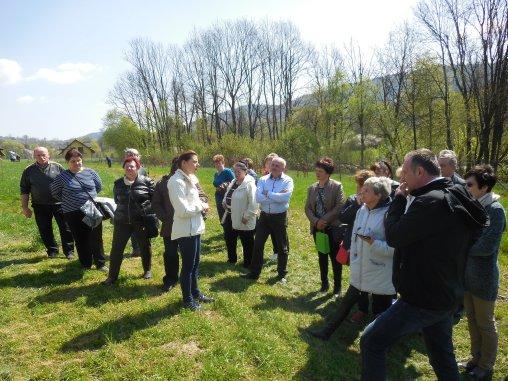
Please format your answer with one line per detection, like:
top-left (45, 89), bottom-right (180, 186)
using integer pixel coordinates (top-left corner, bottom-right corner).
top-left (20, 147), bottom-right (74, 259)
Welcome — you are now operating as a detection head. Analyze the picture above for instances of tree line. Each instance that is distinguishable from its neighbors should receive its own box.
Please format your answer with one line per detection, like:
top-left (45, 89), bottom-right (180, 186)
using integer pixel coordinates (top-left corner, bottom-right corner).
top-left (104, 0), bottom-right (508, 172)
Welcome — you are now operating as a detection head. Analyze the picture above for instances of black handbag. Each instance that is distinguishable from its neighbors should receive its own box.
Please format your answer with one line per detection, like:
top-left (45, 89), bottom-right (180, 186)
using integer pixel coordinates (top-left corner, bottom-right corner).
top-left (142, 213), bottom-right (160, 238)
top-left (140, 200), bottom-right (159, 238)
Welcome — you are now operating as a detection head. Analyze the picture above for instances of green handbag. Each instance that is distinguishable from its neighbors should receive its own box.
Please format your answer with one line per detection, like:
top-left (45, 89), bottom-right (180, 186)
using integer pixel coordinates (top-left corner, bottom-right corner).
top-left (315, 231), bottom-right (330, 254)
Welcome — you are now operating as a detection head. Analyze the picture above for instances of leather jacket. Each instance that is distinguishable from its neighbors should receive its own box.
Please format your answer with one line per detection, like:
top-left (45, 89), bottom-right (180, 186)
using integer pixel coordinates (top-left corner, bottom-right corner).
top-left (113, 175), bottom-right (155, 224)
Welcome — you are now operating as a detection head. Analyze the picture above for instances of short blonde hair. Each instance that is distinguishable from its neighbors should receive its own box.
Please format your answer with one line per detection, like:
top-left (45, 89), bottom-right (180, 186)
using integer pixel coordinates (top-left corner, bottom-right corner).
top-left (213, 154), bottom-right (225, 163)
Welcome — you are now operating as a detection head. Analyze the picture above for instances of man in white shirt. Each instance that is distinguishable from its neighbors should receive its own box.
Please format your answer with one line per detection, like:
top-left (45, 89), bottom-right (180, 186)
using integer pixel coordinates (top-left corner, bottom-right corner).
top-left (243, 157), bottom-right (294, 282)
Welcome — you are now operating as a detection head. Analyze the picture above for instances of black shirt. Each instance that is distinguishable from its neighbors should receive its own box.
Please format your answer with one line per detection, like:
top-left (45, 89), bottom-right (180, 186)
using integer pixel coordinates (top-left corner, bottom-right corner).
top-left (20, 161), bottom-right (65, 205)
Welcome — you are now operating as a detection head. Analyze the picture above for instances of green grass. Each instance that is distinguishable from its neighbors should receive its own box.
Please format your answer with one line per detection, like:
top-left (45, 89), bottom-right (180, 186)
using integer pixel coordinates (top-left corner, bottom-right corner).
top-left (0, 160), bottom-right (506, 380)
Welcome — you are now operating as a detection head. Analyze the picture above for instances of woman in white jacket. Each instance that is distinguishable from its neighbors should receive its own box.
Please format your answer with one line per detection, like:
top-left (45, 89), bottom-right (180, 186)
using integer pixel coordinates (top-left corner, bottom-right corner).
top-left (310, 177), bottom-right (396, 340)
top-left (221, 162), bottom-right (258, 267)
top-left (168, 150), bottom-right (213, 311)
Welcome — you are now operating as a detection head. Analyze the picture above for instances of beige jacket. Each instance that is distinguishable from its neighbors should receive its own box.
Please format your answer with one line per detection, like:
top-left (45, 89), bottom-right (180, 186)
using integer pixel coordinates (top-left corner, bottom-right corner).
top-left (304, 179), bottom-right (345, 233)
top-left (221, 175), bottom-right (258, 230)
top-left (167, 169), bottom-right (207, 240)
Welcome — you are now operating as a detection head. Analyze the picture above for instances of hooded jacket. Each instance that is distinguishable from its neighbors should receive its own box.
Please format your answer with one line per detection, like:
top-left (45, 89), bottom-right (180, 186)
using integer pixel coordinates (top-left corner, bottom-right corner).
top-left (349, 198), bottom-right (395, 295)
top-left (385, 178), bottom-right (487, 310)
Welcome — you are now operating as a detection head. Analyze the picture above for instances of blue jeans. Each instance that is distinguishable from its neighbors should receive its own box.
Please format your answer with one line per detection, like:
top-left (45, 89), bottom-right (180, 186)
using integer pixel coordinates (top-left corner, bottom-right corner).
top-left (177, 235), bottom-right (201, 303)
top-left (360, 299), bottom-right (459, 381)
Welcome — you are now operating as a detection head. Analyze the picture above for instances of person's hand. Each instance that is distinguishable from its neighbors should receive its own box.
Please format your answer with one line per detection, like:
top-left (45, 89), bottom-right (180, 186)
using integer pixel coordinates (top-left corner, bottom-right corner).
top-left (359, 235), bottom-right (374, 245)
top-left (241, 217), bottom-right (248, 224)
top-left (316, 219), bottom-right (328, 230)
top-left (355, 194), bottom-right (362, 205)
top-left (202, 202), bottom-right (210, 214)
top-left (22, 207), bottom-right (32, 218)
top-left (395, 182), bottom-right (409, 197)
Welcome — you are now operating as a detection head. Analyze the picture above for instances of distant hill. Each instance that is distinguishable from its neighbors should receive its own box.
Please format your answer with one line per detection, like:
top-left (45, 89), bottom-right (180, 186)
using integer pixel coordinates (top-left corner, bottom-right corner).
top-left (0, 131), bottom-right (104, 151)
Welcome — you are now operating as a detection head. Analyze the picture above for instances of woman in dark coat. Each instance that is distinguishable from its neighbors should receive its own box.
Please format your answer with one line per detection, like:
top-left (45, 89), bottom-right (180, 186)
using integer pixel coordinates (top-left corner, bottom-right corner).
top-left (103, 157), bottom-right (155, 285)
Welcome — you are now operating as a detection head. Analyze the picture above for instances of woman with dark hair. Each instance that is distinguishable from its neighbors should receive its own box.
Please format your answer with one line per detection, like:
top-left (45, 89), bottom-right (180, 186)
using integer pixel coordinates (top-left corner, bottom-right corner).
top-left (305, 157), bottom-right (345, 295)
top-left (169, 151), bottom-right (213, 310)
top-left (50, 149), bottom-right (107, 271)
top-left (460, 165), bottom-right (506, 379)
top-left (371, 160), bottom-right (399, 196)
top-left (102, 157), bottom-right (155, 285)
top-left (152, 157), bottom-right (209, 292)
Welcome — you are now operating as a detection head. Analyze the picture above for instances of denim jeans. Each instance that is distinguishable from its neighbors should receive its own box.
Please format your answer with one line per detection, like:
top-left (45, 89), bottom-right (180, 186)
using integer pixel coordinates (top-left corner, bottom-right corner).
top-left (177, 235), bottom-right (201, 303)
top-left (360, 299), bottom-right (459, 381)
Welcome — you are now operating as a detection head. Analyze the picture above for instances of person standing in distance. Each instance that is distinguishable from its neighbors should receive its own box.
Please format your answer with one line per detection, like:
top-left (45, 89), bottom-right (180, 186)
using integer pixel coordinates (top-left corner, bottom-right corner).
top-left (20, 147), bottom-right (74, 259)
top-left (438, 149), bottom-right (465, 185)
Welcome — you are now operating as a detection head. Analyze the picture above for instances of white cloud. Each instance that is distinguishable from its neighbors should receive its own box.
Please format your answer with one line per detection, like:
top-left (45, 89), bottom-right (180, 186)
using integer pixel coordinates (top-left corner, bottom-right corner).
top-left (16, 95), bottom-right (35, 104)
top-left (0, 58), bottom-right (23, 84)
top-left (16, 95), bottom-right (49, 104)
top-left (29, 62), bottom-right (100, 84)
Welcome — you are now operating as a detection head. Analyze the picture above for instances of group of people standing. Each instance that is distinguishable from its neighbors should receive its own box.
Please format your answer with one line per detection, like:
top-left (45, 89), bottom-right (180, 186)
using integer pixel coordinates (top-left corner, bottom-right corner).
top-left (19, 146), bottom-right (505, 380)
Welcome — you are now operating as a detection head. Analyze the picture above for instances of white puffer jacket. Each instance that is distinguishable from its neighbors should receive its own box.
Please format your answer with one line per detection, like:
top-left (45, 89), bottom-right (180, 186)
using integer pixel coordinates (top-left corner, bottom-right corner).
top-left (221, 175), bottom-right (258, 230)
top-left (349, 199), bottom-right (395, 295)
top-left (167, 169), bottom-right (207, 240)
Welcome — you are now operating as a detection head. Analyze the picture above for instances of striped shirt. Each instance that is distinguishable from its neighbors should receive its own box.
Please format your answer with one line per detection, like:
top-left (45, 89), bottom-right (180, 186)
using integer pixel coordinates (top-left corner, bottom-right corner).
top-left (50, 168), bottom-right (102, 213)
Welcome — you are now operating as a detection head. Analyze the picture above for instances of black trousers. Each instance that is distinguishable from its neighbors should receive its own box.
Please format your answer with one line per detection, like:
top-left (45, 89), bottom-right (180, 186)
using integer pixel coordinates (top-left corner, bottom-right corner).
top-left (64, 210), bottom-right (105, 269)
top-left (358, 292), bottom-right (394, 315)
top-left (222, 213), bottom-right (255, 267)
top-left (162, 237), bottom-right (179, 287)
top-left (33, 203), bottom-right (74, 256)
top-left (313, 229), bottom-right (342, 293)
top-left (250, 211), bottom-right (289, 277)
top-left (108, 222), bottom-right (152, 281)
top-left (321, 285), bottom-right (394, 336)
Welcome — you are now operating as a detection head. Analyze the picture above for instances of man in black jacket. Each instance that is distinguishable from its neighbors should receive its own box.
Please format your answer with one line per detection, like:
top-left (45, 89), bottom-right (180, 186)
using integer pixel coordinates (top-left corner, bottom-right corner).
top-left (360, 149), bottom-right (487, 381)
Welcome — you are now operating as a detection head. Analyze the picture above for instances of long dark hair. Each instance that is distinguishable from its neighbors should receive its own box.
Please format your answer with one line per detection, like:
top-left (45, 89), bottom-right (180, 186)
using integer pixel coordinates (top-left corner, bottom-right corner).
top-left (178, 150), bottom-right (198, 168)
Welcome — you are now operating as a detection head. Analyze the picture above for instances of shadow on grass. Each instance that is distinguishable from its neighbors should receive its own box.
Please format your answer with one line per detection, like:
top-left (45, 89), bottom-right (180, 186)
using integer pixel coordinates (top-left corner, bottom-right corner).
top-left (0, 255), bottom-right (44, 269)
top-left (0, 261), bottom-right (84, 287)
top-left (30, 282), bottom-right (164, 307)
top-left (252, 292), bottom-right (335, 316)
top-left (209, 274), bottom-right (257, 293)
top-left (294, 306), bottom-right (426, 380)
top-left (201, 233), bottom-right (225, 254)
top-left (60, 303), bottom-right (178, 352)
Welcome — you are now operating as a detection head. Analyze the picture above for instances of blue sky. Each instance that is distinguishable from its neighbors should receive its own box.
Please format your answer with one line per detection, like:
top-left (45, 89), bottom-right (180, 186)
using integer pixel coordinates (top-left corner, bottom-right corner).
top-left (0, 0), bottom-right (418, 140)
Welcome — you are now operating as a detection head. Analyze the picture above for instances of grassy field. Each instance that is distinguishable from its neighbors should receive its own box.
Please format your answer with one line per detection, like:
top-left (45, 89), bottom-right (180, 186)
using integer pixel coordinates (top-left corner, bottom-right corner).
top-left (0, 160), bottom-right (506, 380)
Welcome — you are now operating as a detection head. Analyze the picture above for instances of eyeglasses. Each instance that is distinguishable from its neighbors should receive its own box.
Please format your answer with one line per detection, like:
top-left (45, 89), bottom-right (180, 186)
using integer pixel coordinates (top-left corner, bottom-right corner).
top-left (466, 182), bottom-right (474, 188)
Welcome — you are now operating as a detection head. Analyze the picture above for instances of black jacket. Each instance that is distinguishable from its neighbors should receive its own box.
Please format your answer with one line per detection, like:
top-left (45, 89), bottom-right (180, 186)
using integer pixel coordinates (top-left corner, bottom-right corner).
top-left (385, 178), bottom-right (487, 310)
top-left (339, 195), bottom-right (362, 250)
top-left (113, 175), bottom-right (155, 224)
